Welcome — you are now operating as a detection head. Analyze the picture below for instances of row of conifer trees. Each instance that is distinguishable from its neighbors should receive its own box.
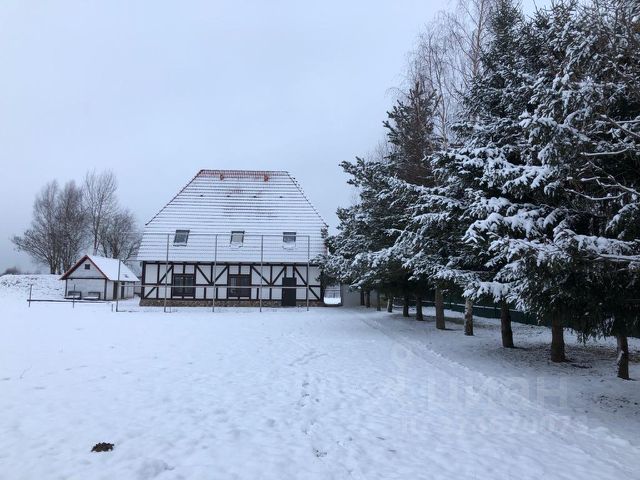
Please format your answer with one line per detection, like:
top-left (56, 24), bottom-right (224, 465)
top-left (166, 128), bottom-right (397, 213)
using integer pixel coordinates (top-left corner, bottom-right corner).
top-left (321, 0), bottom-right (640, 379)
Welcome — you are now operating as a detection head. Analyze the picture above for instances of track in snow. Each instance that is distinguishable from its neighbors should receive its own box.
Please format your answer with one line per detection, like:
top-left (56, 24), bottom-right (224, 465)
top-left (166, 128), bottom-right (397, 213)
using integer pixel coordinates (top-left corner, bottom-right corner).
top-left (0, 298), bottom-right (638, 479)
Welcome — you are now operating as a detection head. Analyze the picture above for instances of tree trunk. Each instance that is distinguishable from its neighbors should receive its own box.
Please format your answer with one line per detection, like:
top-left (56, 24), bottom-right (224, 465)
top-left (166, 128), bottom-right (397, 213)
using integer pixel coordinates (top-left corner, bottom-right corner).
top-left (387, 296), bottom-right (393, 313)
top-left (376, 290), bottom-right (381, 311)
top-left (360, 290), bottom-right (365, 306)
top-left (416, 295), bottom-right (423, 321)
top-left (550, 315), bottom-right (566, 363)
top-left (617, 333), bottom-right (630, 380)
top-left (464, 298), bottom-right (473, 336)
top-left (402, 296), bottom-right (410, 317)
top-left (500, 301), bottom-right (514, 348)
top-left (365, 290), bottom-right (371, 308)
top-left (435, 287), bottom-right (445, 330)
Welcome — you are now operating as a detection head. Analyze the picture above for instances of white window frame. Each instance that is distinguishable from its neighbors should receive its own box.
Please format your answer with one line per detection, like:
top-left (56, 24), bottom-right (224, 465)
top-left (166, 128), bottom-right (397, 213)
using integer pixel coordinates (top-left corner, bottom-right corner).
top-left (173, 229), bottom-right (190, 246)
top-left (230, 230), bottom-right (245, 246)
top-left (283, 231), bottom-right (297, 249)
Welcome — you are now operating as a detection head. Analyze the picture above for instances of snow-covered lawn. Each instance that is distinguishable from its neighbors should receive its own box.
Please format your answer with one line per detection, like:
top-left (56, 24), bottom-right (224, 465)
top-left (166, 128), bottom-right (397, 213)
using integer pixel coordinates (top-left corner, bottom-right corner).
top-left (1, 276), bottom-right (639, 479)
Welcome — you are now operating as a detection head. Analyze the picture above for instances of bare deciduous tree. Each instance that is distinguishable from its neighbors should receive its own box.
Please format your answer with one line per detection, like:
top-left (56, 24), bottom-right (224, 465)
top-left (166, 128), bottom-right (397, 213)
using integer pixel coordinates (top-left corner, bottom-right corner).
top-left (98, 209), bottom-right (142, 262)
top-left (13, 180), bottom-right (88, 274)
top-left (409, 22), bottom-right (460, 143)
top-left (12, 181), bottom-right (62, 274)
top-left (408, 0), bottom-right (496, 144)
top-left (83, 170), bottom-right (118, 255)
top-left (56, 181), bottom-right (88, 272)
top-left (13, 170), bottom-right (141, 273)
top-left (446, 0), bottom-right (495, 90)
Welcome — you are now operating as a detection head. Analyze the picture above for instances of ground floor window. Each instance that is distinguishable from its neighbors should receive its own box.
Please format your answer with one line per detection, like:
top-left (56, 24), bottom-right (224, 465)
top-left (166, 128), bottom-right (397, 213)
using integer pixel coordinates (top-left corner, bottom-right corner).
top-left (172, 274), bottom-right (195, 297)
top-left (228, 274), bottom-right (251, 298)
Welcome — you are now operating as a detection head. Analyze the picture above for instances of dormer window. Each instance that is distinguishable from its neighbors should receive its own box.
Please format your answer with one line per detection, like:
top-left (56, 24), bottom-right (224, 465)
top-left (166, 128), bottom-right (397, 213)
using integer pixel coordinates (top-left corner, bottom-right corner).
top-left (174, 229), bottom-right (190, 245)
top-left (283, 232), bottom-right (296, 246)
top-left (230, 230), bottom-right (244, 245)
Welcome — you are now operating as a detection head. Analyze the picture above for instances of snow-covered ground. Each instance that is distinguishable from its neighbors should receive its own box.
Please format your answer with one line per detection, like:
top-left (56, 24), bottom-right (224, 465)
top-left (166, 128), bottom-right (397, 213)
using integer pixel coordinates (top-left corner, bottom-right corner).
top-left (1, 276), bottom-right (639, 479)
top-left (0, 274), bottom-right (63, 301)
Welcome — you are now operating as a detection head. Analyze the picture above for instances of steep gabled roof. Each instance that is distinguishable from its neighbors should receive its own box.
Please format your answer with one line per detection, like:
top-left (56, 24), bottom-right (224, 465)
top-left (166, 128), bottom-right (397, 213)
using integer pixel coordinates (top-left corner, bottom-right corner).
top-left (137, 169), bottom-right (328, 263)
top-left (145, 170), bottom-right (327, 227)
top-left (60, 255), bottom-right (140, 282)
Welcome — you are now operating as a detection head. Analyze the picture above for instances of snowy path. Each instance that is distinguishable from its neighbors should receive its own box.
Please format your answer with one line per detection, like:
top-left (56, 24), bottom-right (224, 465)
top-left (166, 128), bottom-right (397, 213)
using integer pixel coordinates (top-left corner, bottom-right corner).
top-left (355, 312), bottom-right (639, 476)
top-left (0, 299), bottom-right (638, 479)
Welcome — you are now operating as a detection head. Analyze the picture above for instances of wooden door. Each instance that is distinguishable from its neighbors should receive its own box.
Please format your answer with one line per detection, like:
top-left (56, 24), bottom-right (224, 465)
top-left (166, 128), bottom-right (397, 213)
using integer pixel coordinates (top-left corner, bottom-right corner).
top-left (282, 277), bottom-right (297, 306)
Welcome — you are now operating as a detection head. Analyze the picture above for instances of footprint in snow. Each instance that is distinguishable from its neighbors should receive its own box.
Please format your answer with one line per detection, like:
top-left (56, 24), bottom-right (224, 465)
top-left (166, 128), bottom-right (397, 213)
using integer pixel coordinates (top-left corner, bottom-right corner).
top-left (137, 459), bottom-right (174, 478)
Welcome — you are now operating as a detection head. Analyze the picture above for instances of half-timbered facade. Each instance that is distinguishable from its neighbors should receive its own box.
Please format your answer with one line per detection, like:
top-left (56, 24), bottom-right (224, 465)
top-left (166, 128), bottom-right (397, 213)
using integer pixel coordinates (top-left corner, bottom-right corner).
top-left (137, 169), bottom-right (327, 306)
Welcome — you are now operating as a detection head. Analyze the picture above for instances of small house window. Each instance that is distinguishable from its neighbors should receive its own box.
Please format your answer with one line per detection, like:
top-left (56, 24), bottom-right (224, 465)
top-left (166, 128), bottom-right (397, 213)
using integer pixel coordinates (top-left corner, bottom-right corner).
top-left (283, 232), bottom-right (296, 245)
top-left (230, 231), bottom-right (244, 245)
top-left (174, 229), bottom-right (190, 245)
top-left (228, 274), bottom-right (251, 298)
top-left (84, 264), bottom-right (91, 270)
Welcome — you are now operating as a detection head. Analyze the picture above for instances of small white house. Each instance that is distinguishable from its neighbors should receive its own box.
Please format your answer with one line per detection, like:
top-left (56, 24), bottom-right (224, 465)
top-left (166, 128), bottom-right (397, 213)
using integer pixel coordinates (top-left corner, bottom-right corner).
top-left (60, 255), bottom-right (140, 300)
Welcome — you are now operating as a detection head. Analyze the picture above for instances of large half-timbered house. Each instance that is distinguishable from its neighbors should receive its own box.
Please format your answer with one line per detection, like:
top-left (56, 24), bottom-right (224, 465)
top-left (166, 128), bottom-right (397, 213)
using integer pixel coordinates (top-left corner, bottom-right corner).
top-left (137, 169), bottom-right (327, 306)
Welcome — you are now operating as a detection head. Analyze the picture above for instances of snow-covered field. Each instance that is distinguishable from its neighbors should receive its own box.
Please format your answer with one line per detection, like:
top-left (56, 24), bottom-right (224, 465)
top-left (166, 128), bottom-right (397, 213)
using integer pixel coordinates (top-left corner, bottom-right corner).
top-left (1, 276), bottom-right (639, 479)
top-left (0, 273), bottom-right (64, 301)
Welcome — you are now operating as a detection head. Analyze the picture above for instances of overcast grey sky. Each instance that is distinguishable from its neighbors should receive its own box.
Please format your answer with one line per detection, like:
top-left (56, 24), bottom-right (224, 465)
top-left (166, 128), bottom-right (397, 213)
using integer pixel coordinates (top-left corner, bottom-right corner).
top-left (1, 0), bottom-right (540, 272)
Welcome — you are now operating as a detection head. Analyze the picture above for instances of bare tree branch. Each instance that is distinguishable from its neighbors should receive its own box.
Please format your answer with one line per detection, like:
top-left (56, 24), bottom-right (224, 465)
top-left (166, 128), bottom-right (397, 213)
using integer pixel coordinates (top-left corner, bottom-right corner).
top-left (83, 170), bottom-right (118, 255)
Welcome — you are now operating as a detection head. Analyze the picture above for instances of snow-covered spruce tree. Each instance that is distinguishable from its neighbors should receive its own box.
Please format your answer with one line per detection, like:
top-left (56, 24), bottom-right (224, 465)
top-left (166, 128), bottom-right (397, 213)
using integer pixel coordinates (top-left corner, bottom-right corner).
top-left (520, 0), bottom-right (640, 375)
top-left (383, 78), bottom-right (465, 329)
top-left (390, 130), bottom-right (483, 333)
top-left (391, 164), bottom-right (462, 329)
top-left (573, 0), bottom-right (640, 379)
top-left (471, 0), bottom-right (589, 362)
top-left (381, 79), bottom-right (444, 321)
top-left (402, 0), bottom-right (500, 330)
top-left (320, 154), bottom-right (416, 315)
top-left (322, 81), bottom-right (441, 320)
top-left (429, 0), bottom-right (534, 342)
top-left (320, 159), bottom-right (387, 299)
top-left (585, 0), bottom-right (640, 378)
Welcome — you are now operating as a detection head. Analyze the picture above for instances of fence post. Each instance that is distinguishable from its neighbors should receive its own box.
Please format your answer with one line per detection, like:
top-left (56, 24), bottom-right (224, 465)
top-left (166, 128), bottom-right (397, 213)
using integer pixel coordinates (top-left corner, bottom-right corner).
top-left (212, 234), bottom-right (217, 312)
top-left (115, 259), bottom-right (121, 312)
top-left (28, 284), bottom-right (32, 307)
top-left (73, 283), bottom-right (76, 309)
top-left (260, 235), bottom-right (264, 312)
top-left (306, 235), bottom-right (310, 312)
top-left (164, 233), bottom-right (169, 313)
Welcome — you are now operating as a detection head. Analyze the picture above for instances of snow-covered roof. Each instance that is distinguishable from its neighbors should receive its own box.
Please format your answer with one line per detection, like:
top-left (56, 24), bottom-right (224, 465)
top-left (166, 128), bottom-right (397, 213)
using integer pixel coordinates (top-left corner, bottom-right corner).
top-left (137, 170), bottom-right (328, 263)
top-left (61, 255), bottom-right (140, 282)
